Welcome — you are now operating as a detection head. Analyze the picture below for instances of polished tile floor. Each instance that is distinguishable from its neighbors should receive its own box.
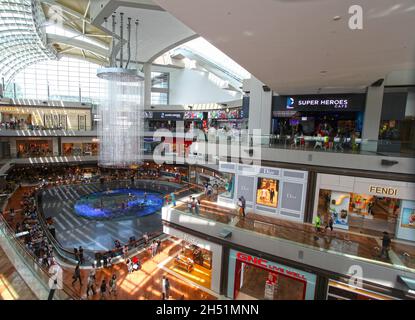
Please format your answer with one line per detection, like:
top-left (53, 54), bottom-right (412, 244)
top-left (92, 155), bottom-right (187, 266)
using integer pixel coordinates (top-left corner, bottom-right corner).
top-left (175, 196), bottom-right (415, 270)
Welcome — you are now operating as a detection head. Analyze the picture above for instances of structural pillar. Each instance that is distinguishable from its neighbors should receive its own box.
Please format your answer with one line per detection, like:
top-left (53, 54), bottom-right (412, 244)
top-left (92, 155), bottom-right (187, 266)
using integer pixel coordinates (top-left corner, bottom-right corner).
top-left (143, 63), bottom-right (152, 108)
top-left (361, 83), bottom-right (385, 152)
top-left (246, 76), bottom-right (272, 135)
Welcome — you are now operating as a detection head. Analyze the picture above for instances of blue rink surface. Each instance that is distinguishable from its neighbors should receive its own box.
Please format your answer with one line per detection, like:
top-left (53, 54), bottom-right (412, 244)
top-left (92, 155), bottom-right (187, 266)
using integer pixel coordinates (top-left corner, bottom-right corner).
top-left (40, 181), bottom-right (185, 251)
top-left (74, 188), bottom-right (164, 220)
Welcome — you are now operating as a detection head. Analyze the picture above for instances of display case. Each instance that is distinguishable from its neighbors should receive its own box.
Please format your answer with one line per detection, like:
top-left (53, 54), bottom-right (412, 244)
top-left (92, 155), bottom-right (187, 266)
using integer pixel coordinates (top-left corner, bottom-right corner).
top-left (174, 254), bottom-right (194, 272)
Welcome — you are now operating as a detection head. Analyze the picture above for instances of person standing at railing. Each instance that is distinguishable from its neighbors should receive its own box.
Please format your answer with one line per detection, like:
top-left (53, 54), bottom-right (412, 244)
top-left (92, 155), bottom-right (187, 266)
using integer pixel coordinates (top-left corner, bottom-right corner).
top-left (187, 196), bottom-right (193, 214)
top-left (194, 198), bottom-right (200, 216)
top-left (71, 262), bottom-right (82, 287)
top-left (170, 192), bottom-right (176, 206)
top-left (79, 246), bottom-right (84, 265)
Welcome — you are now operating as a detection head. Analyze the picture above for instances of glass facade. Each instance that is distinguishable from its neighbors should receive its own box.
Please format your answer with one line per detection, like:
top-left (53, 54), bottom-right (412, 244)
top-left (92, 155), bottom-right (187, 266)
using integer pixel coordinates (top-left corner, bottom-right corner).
top-left (5, 57), bottom-right (106, 104)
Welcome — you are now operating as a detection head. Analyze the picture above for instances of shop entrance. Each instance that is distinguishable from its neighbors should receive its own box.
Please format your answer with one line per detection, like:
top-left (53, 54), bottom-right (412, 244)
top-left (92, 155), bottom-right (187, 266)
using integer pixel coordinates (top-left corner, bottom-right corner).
top-left (165, 240), bottom-right (212, 290)
top-left (234, 259), bottom-right (306, 300)
top-left (318, 189), bottom-right (400, 236)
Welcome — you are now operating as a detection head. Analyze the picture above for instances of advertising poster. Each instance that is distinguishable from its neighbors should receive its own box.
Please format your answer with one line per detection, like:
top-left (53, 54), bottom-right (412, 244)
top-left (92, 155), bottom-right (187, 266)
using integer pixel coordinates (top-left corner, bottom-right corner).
top-left (256, 178), bottom-right (278, 208)
top-left (329, 191), bottom-right (350, 230)
top-left (401, 207), bottom-right (415, 229)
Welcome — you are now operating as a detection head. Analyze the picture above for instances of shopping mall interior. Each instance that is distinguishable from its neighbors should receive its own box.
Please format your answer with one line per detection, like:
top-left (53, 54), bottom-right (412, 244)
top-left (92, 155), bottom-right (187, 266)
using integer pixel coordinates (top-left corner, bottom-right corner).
top-left (0, 0), bottom-right (414, 303)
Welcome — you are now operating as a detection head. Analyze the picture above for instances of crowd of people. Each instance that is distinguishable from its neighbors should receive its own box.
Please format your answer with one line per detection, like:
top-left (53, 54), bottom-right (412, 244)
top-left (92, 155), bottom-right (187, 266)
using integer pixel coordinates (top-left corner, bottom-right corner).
top-left (8, 188), bottom-right (57, 270)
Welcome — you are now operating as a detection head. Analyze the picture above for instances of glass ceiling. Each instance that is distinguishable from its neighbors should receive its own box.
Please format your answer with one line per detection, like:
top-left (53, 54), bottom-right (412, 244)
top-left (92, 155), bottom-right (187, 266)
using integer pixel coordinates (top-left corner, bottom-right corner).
top-left (0, 0), bottom-right (57, 85)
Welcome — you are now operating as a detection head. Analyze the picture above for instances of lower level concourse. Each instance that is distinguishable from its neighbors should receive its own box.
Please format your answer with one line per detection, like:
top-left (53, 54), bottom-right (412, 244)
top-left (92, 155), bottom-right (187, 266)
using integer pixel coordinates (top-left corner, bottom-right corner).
top-left (0, 160), bottom-right (414, 301)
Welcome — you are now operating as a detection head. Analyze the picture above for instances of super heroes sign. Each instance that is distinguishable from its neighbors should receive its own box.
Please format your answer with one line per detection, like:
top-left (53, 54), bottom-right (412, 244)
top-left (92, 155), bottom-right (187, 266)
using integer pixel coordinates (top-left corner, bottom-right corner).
top-left (236, 252), bottom-right (306, 281)
top-left (287, 97), bottom-right (349, 109)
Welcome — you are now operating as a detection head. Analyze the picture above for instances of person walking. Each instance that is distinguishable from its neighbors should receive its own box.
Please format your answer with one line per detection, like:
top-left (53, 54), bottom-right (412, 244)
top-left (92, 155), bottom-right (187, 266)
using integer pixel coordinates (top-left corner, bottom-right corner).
top-left (162, 276), bottom-right (170, 300)
top-left (86, 272), bottom-right (96, 297)
top-left (324, 214), bottom-right (334, 233)
top-left (73, 247), bottom-right (79, 263)
top-left (156, 239), bottom-right (162, 254)
top-left (269, 188), bottom-right (275, 204)
top-left (109, 274), bottom-right (117, 296)
top-left (194, 198), bottom-right (200, 215)
top-left (379, 232), bottom-right (391, 260)
top-left (170, 192), bottom-right (176, 206)
top-left (71, 262), bottom-right (82, 287)
top-left (78, 246), bottom-right (84, 265)
top-left (100, 279), bottom-right (107, 300)
top-left (313, 214), bottom-right (322, 241)
top-left (187, 196), bottom-right (193, 214)
top-left (240, 196), bottom-right (246, 217)
top-left (122, 245), bottom-right (129, 260)
top-left (151, 240), bottom-right (157, 258)
top-left (126, 258), bottom-right (133, 273)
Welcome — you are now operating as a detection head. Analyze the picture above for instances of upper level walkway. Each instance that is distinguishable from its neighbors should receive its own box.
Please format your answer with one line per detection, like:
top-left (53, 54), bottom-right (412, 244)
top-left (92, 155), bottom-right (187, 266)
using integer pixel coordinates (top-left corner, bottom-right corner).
top-left (174, 197), bottom-right (415, 270)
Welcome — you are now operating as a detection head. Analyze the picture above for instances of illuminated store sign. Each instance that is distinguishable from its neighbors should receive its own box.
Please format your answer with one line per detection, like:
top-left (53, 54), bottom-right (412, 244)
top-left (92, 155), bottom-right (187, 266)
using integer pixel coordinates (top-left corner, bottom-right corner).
top-left (150, 112), bottom-right (184, 120)
top-left (287, 98), bottom-right (349, 109)
top-left (236, 252), bottom-right (306, 281)
top-left (369, 186), bottom-right (398, 196)
top-left (273, 94), bottom-right (366, 112)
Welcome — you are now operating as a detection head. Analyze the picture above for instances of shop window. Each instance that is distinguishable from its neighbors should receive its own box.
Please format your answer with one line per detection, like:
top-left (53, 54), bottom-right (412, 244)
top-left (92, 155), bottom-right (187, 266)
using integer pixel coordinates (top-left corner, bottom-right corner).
top-left (317, 189), bottom-right (403, 237)
top-left (378, 88), bottom-right (415, 154)
top-left (228, 250), bottom-right (317, 300)
top-left (164, 240), bottom-right (212, 290)
top-left (256, 178), bottom-right (279, 208)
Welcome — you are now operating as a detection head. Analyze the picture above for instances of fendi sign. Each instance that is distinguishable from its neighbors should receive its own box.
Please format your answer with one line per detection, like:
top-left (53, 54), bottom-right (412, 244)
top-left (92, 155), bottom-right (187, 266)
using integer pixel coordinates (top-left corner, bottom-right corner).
top-left (369, 186), bottom-right (398, 196)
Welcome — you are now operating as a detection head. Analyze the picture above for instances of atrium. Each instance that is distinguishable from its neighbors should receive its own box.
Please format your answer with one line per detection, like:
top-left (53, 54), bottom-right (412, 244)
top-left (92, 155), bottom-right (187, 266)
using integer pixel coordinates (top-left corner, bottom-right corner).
top-left (0, 0), bottom-right (414, 305)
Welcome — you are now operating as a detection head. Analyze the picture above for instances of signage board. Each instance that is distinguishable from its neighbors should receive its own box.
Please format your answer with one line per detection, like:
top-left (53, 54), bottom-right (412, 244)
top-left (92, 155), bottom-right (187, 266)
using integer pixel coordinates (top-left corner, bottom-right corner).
top-left (273, 94), bottom-right (366, 112)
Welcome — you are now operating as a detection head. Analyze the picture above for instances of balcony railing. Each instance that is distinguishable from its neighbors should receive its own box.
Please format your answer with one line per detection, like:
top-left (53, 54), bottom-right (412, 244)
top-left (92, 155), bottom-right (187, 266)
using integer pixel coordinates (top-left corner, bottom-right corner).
top-left (167, 197), bottom-right (415, 275)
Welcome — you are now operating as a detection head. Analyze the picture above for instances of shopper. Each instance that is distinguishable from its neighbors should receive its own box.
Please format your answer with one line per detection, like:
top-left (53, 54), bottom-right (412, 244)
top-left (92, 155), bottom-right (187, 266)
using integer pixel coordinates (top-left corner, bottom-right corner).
top-left (193, 198), bottom-right (200, 215)
top-left (122, 245), bottom-right (129, 259)
top-left (126, 258), bottom-right (133, 273)
top-left (379, 232), bottom-right (391, 259)
top-left (100, 279), bottom-right (107, 300)
top-left (240, 196), bottom-right (246, 217)
top-left (109, 274), bottom-right (117, 296)
top-left (170, 192), bottom-right (176, 206)
top-left (71, 262), bottom-right (82, 287)
top-left (156, 239), bottom-right (162, 254)
top-left (78, 246), bottom-right (84, 265)
top-left (86, 272), bottom-right (96, 297)
top-left (324, 214), bottom-right (334, 232)
top-left (151, 240), bottom-right (157, 258)
top-left (269, 188), bottom-right (275, 204)
top-left (162, 276), bottom-right (170, 300)
top-left (313, 214), bottom-right (322, 240)
top-left (187, 196), bottom-right (193, 213)
top-left (143, 232), bottom-right (149, 246)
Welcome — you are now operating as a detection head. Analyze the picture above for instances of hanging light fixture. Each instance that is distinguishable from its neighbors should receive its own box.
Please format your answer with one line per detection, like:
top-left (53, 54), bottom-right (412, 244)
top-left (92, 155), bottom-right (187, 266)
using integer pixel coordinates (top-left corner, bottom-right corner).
top-left (97, 12), bottom-right (144, 168)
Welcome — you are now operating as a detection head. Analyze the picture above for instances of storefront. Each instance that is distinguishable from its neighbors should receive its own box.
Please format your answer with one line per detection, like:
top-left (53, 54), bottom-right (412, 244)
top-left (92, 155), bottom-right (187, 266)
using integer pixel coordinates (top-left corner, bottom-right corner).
top-left (62, 142), bottom-right (98, 156)
top-left (184, 111), bottom-right (206, 131)
top-left (162, 225), bottom-right (222, 294)
top-left (16, 139), bottom-right (53, 158)
top-left (314, 173), bottom-right (415, 241)
top-left (227, 250), bottom-right (317, 300)
top-left (145, 111), bottom-right (184, 131)
top-left (218, 162), bottom-right (308, 222)
top-left (208, 108), bottom-right (248, 130)
top-left (0, 105), bottom-right (92, 130)
top-left (271, 94), bottom-right (366, 138)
